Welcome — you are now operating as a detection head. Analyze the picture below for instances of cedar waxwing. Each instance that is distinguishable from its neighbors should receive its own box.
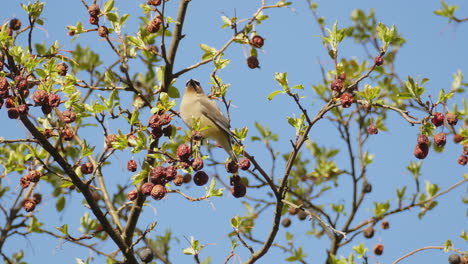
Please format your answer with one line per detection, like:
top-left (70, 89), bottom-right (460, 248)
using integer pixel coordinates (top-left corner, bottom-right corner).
top-left (180, 79), bottom-right (237, 161)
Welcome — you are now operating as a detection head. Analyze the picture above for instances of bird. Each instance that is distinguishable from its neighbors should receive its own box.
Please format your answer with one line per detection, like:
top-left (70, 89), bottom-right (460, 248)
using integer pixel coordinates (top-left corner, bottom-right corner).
top-left (180, 79), bottom-right (237, 161)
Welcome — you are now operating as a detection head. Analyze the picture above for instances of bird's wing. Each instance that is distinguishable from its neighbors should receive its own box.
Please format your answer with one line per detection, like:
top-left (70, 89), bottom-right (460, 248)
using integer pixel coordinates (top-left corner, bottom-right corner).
top-left (200, 99), bottom-right (240, 144)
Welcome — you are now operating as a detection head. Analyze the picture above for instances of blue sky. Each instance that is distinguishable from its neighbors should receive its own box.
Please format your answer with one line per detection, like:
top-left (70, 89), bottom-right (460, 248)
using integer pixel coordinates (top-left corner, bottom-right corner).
top-left (1, 0), bottom-right (467, 263)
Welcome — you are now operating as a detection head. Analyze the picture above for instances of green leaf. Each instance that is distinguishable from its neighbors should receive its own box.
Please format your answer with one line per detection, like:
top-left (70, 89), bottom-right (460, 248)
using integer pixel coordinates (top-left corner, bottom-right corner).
top-left (56, 224), bottom-right (69, 236)
top-left (206, 178), bottom-right (224, 197)
top-left (443, 239), bottom-right (452, 252)
top-left (230, 215), bottom-right (241, 229)
top-left (373, 201), bottom-right (390, 217)
top-left (274, 72), bottom-right (289, 91)
top-left (56, 196), bottom-right (66, 212)
top-left (81, 140), bottom-right (95, 157)
top-left (352, 243), bottom-right (367, 258)
top-left (267, 90), bottom-right (284, 101)
top-left (103, 0), bottom-right (115, 13)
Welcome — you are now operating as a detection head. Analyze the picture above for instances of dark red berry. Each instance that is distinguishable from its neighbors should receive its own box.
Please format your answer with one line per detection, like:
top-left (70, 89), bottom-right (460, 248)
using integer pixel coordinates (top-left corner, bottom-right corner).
top-left (239, 157), bottom-right (251, 171)
top-left (288, 207), bottom-right (298, 215)
top-left (61, 109), bottom-right (76, 123)
top-left (231, 182), bottom-right (246, 198)
top-left (141, 182), bottom-right (155, 196)
top-left (150, 184), bottom-right (166, 200)
top-left (183, 173), bottom-right (192, 183)
top-left (251, 35), bottom-right (265, 48)
top-left (127, 190), bottom-right (138, 201)
top-left (41, 104), bottom-right (52, 115)
top-left (56, 63), bottom-right (68, 76)
top-left (193, 171), bottom-right (209, 186)
top-left (15, 76), bottom-right (28, 90)
top-left (7, 108), bottom-right (19, 119)
top-left (20, 176), bottom-right (30, 188)
top-left (48, 93), bottom-right (61, 108)
top-left (43, 129), bottom-right (55, 138)
top-left (414, 143), bottom-right (429, 159)
top-left (446, 112), bottom-right (458, 126)
top-left (281, 217), bottom-right (291, 227)
top-left (173, 174), bottom-right (184, 186)
top-left (448, 254), bottom-right (461, 264)
top-left (23, 198), bottom-right (36, 212)
top-left (5, 97), bottom-right (15, 108)
top-left (373, 243), bottom-right (384, 255)
top-left (89, 15), bottom-right (99, 25)
top-left (163, 125), bottom-right (173, 137)
top-left (32, 90), bottom-right (49, 105)
top-left (363, 226), bottom-right (374, 238)
top-left (32, 193), bottom-right (42, 204)
top-left (431, 112), bottom-right (445, 127)
top-left (18, 104), bottom-right (29, 115)
top-left (191, 157), bottom-right (204, 171)
top-left (381, 220), bottom-right (390, 229)
top-left (27, 170), bottom-right (42, 183)
top-left (150, 166), bottom-right (166, 185)
top-left (151, 127), bottom-right (163, 139)
top-left (0, 77), bottom-right (10, 91)
top-left (374, 55), bottom-right (384, 66)
top-left (165, 166), bottom-right (177, 181)
top-left (9, 18), bottom-right (22, 31)
top-left (330, 79), bottom-right (343, 92)
top-left (98, 26), bottom-right (109, 38)
top-left (297, 210), bottom-right (308, 220)
top-left (146, 22), bottom-right (160, 33)
top-left (225, 159), bottom-right (238, 174)
top-left (458, 155), bottom-right (467, 166)
top-left (62, 127), bottom-right (75, 141)
top-left (340, 93), bottom-right (354, 108)
top-left (127, 160), bottom-right (138, 172)
top-left (363, 182), bottom-right (372, 193)
top-left (417, 134), bottom-right (429, 145)
top-left (88, 4), bottom-right (101, 17)
top-left (367, 124), bottom-right (378, 135)
top-left (139, 248), bottom-right (154, 263)
top-left (434, 132), bottom-right (446, 147)
top-left (191, 130), bottom-right (203, 141)
top-left (105, 134), bottom-right (117, 148)
top-left (246, 56), bottom-right (259, 69)
top-left (81, 162), bottom-right (94, 174)
top-left (147, 0), bottom-right (161, 5)
top-left (176, 144), bottom-right (192, 160)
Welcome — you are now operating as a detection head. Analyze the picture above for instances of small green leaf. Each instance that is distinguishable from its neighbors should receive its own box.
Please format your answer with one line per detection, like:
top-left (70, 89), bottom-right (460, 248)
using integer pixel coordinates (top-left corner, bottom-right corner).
top-left (267, 90), bottom-right (284, 101)
top-left (443, 239), bottom-right (452, 252)
top-left (56, 224), bottom-right (69, 236)
top-left (56, 196), bottom-right (66, 212)
top-left (103, 0), bottom-right (115, 13)
top-left (230, 215), bottom-right (241, 229)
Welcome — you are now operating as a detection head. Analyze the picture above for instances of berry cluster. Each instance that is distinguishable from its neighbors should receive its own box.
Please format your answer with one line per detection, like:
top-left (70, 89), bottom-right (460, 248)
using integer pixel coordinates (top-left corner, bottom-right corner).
top-left (246, 35), bottom-right (264, 69)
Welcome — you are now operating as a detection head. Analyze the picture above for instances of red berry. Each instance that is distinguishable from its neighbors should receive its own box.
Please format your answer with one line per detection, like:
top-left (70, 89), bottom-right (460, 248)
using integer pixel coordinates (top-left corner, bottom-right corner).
top-left (173, 175), bottom-right (184, 186)
top-left (381, 220), bottom-right (390, 229)
top-left (127, 160), bottom-right (138, 172)
top-left (434, 132), bottom-right (446, 147)
top-left (105, 134), bottom-right (117, 148)
top-left (26, 170), bottom-right (42, 183)
top-left (251, 35), bottom-right (265, 48)
top-left (191, 157), bottom-right (204, 171)
top-left (32, 90), bottom-right (49, 105)
top-left (146, 22), bottom-right (160, 33)
top-left (340, 93), bottom-right (354, 108)
top-left (367, 124), bottom-right (378, 135)
top-left (20, 176), bottom-right (30, 188)
top-left (458, 155), bottom-right (467, 166)
top-left (151, 127), bottom-right (163, 139)
top-left (193, 171), bottom-right (209, 186)
top-left (165, 166), bottom-right (177, 181)
top-left (15, 76), bottom-right (28, 90)
top-left (18, 104), bottom-right (29, 115)
top-left (98, 26), bottom-right (109, 38)
top-left (288, 207), bottom-right (298, 215)
top-left (246, 56), bottom-right (260, 69)
top-left (41, 104), bottom-right (52, 115)
top-left (88, 4), bottom-right (101, 17)
top-left (0, 77), bottom-right (10, 91)
top-left (61, 109), bottom-right (76, 123)
top-left (330, 79), bottom-right (343, 92)
top-left (127, 190), bottom-right (138, 201)
top-left (62, 127), bottom-right (75, 141)
top-left (297, 210), bottom-right (308, 220)
top-left (81, 162), bottom-right (94, 174)
top-left (5, 97), bottom-right (15, 108)
top-left (363, 226), bottom-right (375, 238)
top-left (9, 18), bottom-right (22, 31)
top-left (150, 184), bottom-right (166, 200)
top-left (48, 93), bottom-right (61, 108)
top-left (417, 134), bottom-right (429, 145)
top-left (141, 182), bottom-right (155, 196)
top-left (239, 158), bottom-right (251, 171)
top-left (230, 182), bottom-right (246, 198)
top-left (147, 0), bottom-right (161, 6)
top-left (151, 166), bottom-right (166, 185)
top-left (373, 243), bottom-right (384, 255)
top-left (183, 173), bottom-right (192, 183)
top-left (89, 15), bottom-right (99, 25)
top-left (446, 112), bottom-right (458, 126)
top-left (431, 112), bottom-right (445, 127)
top-left (7, 108), bottom-right (19, 119)
top-left (453, 134), bottom-right (465, 143)
top-left (374, 55), bottom-right (384, 66)
top-left (414, 143), bottom-right (429, 159)
top-left (56, 63), bottom-right (68, 76)
top-left (281, 217), bottom-right (291, 227)
top-left (32, 193), bottom-right (42, 204)
top-left (176, 144), bottom-right (192, 160)
top-left (163, 125), bottom-right (173, 137)
top-left (225, 159), bottom-right (239, 174)
top-left (23, 198), bottom-right (36, 212)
